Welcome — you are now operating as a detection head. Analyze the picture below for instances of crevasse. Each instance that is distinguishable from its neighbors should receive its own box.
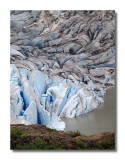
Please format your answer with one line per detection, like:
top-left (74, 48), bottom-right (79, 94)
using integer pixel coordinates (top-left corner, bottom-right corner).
top-left (10, 64), bottom-right (104, 130)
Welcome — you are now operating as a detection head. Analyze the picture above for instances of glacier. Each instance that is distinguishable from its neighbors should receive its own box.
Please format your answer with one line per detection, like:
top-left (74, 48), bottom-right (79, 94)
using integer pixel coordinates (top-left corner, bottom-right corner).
top-left (10, 11), bottom-right (115, 131)
top-left (10, 64), bottom-right (105, 130)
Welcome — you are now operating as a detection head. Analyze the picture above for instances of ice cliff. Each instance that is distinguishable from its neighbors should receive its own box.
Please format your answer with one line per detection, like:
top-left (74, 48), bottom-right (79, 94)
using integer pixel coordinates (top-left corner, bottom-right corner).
top-left (10, 64), bottom-right (104, 130)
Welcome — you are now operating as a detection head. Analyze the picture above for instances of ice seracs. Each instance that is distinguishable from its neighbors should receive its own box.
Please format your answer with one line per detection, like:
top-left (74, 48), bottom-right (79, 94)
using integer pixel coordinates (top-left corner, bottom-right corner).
top-left (10, 64), bottom-right (65, 130)
top-left (10, 65), bottom-right (24, 123)
top-left (10, 64), bottom-right (105, 130)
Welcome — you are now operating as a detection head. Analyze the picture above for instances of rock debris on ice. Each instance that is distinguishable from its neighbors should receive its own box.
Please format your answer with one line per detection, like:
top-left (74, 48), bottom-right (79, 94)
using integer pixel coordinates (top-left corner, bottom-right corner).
top-left (10, 10), bottom-right (115, 130)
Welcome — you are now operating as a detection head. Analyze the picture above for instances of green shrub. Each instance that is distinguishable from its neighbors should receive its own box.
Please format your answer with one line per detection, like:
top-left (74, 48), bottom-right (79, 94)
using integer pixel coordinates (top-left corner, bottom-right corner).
top-left (45, 127), bottom-right (57, 133)
top-left (11, 128), bottom-right (22, 139)
top-left (71, 130), bottom-right (81, 137)
top-left (16, 138), bottom-right (47, 150)
top-left (94, 140), bottom-right (115, 150)
top-left (15, 138), bottom-right (65, 150)
top-left (76, 140), bottom-right (88, 149)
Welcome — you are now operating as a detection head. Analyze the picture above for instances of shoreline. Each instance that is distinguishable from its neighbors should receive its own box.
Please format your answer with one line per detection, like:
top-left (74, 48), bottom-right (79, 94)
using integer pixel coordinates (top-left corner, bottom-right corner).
top-left (10, 124), bottom-right (115, 150)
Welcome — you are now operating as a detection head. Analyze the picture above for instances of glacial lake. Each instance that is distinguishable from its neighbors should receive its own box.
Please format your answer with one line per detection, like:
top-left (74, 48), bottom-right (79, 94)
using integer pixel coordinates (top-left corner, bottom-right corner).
top-left (61, 87), bottom-right (116, 136)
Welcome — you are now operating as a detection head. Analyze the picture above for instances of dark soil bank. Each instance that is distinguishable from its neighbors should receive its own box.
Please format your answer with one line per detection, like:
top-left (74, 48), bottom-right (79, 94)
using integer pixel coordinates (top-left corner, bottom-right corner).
top-left (11, 124), bottom-right (115, 150)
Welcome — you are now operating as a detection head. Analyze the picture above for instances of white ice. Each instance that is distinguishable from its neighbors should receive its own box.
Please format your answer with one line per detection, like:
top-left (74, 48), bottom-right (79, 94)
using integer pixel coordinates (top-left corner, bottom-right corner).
top-left (10, 64), bottom-right (104, 130)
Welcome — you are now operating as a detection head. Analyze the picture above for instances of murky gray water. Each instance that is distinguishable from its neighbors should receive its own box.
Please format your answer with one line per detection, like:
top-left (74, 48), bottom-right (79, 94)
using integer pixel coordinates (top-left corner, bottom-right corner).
top-left (61, 87), bottom-right (116, 135)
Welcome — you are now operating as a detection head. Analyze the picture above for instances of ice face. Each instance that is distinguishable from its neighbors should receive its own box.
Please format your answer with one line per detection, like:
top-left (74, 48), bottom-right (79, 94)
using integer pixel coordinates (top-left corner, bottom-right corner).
top-left (29, 70), bottom-right (48, 101)
top-left (60, 89), bottom-right (99, 118)
top-left (45, 83), bottom-right (71, 116)
top-left (10, 64), bottom-right (104, 130)
top-left (10, 65), bottom-right (24, 121)
top-left (37, 105), bottom-right (65, 130)
top-left (10, 64), bottom-right (65, 130)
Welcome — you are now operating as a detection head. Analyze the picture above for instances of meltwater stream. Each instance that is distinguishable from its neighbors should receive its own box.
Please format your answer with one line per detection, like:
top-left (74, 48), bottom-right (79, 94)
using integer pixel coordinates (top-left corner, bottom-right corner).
top-left (61, 87), bottom-right (116, 135)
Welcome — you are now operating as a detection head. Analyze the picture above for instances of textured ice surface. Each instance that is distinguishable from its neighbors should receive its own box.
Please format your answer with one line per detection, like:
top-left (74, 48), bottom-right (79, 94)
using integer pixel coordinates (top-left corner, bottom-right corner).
top-left (10, 64), bottom-right (104, 130)
top-left (10, 65), bottom-right (24, 121)
top-left (10, 64), bottom-right (65, 130)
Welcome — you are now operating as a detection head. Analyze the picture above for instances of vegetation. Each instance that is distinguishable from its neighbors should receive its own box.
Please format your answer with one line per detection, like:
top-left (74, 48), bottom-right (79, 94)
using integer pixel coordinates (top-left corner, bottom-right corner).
top-left (93, 139), bottom-right (115, 150)
top-left (45, 127), bottom-right (57, 133)
top-left (76, 140), bottom-right (88, 149)
top-left (11, 128), bottom-right (22, 139)
top-left (15, 138), bottom-right (64, 150)
top-left (70, 130), bottom-right (81, 137)
top-left (10, 124), bottom-right (115, 150)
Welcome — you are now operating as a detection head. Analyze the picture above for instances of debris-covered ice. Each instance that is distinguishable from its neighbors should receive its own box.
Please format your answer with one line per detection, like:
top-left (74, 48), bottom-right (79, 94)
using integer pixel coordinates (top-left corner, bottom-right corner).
top-left (10, 10), bottom-right (115, 130)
